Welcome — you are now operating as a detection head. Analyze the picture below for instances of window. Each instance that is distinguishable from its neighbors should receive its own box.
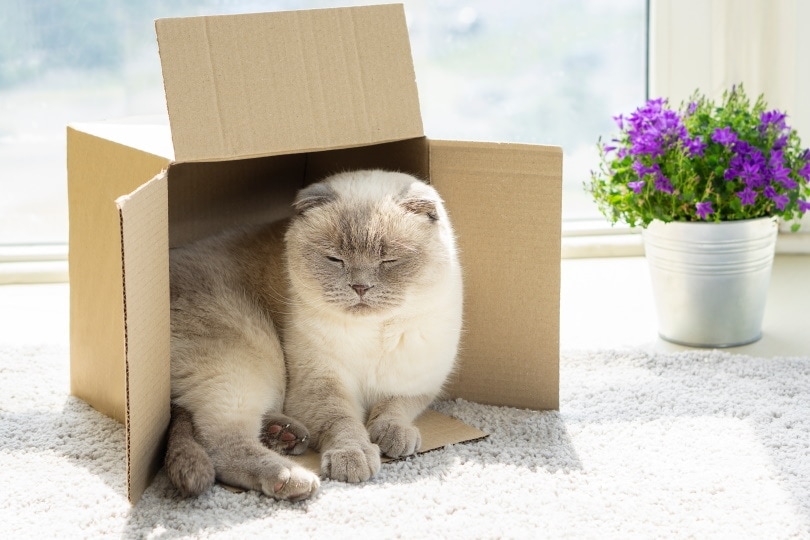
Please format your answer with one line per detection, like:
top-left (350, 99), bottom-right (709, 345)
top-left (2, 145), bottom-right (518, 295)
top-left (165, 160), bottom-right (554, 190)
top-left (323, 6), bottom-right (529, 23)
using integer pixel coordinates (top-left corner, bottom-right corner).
top-left (0, 0), bottom-right (648, 253)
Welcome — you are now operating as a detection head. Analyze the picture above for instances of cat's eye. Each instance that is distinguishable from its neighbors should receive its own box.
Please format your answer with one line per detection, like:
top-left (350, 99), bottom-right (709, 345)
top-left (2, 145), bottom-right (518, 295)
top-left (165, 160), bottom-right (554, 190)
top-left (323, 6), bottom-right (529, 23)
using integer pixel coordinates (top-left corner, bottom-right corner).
top-left (381, 259), bottom-right (399, 266)
top-left (326, 256), bottom-right (344, 264)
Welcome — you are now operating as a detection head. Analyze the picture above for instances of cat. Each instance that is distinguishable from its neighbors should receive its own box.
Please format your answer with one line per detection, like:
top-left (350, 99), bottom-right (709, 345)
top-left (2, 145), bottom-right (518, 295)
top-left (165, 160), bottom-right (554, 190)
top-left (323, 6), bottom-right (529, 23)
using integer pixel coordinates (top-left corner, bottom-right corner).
top-left (283, 169), bottom-right (464, 483)
top-left (165, 214), bottom-right (320, 501)
top-left (164, 168), bottom-right (462, 495)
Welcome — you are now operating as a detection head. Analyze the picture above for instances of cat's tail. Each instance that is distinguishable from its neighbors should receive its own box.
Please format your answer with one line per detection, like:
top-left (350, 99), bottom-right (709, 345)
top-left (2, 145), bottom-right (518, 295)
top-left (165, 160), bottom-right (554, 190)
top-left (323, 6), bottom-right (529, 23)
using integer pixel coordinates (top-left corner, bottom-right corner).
top-left (164, 403), bottom-right (216, 497)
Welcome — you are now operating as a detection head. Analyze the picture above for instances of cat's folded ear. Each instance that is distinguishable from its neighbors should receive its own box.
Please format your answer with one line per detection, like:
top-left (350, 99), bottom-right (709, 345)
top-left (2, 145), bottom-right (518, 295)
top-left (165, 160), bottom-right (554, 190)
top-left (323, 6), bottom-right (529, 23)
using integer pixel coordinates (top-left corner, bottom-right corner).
top-left (293, 182), bottom-right (336, 214)
top-left (400, 181), bottom-right (440, 221)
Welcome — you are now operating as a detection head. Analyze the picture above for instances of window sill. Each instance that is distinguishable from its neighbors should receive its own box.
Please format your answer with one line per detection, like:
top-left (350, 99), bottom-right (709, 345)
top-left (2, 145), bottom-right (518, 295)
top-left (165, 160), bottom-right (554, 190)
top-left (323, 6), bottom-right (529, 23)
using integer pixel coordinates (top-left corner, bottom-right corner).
top-left (561, 219), bottom-right (810, 259)
top-left (0, 228), bottom-right (807, 284)
top-left (0, 245), bottom-right (68, 285)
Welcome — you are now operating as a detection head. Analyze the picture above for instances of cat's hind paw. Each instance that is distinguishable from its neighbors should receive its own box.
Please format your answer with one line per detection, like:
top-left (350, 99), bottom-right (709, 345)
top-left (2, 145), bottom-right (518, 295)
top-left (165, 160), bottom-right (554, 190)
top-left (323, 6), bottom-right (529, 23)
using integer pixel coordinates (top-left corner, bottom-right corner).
top-left (262, 465), bottom-right (320, 502)
top-left (260, 413), bottom-right (310, 455)
top-left (321, 442), bottom-right (381, 483)
top-left (367, 419), bottom-right (421, 459)
top-left (165, 435), bottom-right (216, 497)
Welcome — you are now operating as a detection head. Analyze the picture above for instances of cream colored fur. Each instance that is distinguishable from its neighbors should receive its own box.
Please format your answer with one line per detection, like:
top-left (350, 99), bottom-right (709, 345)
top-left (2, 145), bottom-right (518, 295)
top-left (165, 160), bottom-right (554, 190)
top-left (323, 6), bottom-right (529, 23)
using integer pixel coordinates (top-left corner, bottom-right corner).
top-left (284, 170), bottom-right (463, 482)
top-left (166, 222), bottom-right (319, 500)
top-left (164, 169), bottom-right (462, 493)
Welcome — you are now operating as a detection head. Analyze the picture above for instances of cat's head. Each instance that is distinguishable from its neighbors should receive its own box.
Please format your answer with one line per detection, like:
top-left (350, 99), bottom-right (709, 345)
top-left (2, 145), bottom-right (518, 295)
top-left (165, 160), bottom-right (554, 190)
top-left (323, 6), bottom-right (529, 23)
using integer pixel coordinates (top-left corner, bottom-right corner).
top-left (285, 169), bottom-right (456, 317)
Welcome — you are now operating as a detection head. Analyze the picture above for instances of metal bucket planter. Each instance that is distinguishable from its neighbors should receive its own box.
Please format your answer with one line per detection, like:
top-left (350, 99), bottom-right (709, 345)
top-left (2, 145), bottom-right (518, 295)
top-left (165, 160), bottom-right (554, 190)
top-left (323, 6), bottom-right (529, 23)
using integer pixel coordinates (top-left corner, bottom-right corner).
top-left (642, 217), bottom-right (778, 348)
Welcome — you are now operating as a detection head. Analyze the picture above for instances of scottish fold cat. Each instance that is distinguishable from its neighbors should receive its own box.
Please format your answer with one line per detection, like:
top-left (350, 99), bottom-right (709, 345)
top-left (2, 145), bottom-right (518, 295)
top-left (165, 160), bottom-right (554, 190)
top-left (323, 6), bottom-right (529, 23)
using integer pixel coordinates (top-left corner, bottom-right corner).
top-left (283, 170), bottom-right (463, 482)
top-left (164, 169), bottom-right (462, 496)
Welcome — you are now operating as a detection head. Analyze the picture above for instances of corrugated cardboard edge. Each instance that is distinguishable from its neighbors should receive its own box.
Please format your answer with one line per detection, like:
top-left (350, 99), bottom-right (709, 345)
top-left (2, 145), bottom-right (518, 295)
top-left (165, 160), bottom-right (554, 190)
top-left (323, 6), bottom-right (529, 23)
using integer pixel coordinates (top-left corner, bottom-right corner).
top-left (67, 126), bottom-right (172, 425)
top-left (115, 171), bottom-right (171, 503)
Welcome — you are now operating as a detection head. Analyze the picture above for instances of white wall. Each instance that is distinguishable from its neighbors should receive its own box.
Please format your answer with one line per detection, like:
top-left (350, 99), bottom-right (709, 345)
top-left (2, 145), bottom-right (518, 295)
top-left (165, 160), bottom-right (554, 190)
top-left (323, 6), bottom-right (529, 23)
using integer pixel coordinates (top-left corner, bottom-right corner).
top-left (651, 0), bottom-right (809, 135)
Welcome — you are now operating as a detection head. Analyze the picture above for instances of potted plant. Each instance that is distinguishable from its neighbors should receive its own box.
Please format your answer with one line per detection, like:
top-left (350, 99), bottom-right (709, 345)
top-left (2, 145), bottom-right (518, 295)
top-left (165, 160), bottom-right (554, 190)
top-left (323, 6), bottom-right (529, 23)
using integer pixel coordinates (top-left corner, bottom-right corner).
top-left (588, 85), bottom-right (810, 347)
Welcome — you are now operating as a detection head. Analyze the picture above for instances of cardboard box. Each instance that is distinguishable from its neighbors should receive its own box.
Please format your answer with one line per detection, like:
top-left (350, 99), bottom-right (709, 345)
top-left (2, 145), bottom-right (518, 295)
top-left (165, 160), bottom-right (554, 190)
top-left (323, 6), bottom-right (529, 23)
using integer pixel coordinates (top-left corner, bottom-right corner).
top-left (67, 4), bottom-right (562, 504)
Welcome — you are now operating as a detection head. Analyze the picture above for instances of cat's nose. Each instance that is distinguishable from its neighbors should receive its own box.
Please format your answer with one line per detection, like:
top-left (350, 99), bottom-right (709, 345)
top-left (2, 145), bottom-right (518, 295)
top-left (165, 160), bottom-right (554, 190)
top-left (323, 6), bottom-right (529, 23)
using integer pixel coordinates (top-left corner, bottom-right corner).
top-left (351, 284), bottom-right (373, 298)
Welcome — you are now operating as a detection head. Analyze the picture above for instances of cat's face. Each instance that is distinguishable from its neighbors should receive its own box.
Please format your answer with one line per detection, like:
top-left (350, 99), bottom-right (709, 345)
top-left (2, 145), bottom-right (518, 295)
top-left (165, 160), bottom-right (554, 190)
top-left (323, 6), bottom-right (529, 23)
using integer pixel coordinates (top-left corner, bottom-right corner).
top-left (285, 170), bottom-right (453, 316)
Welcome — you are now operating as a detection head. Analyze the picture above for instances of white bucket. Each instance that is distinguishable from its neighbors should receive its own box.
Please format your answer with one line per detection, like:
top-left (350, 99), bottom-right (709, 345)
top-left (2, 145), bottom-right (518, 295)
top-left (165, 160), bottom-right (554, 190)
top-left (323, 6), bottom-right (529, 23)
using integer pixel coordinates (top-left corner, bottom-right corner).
top-left (642, 217), bottom-right (778, 348)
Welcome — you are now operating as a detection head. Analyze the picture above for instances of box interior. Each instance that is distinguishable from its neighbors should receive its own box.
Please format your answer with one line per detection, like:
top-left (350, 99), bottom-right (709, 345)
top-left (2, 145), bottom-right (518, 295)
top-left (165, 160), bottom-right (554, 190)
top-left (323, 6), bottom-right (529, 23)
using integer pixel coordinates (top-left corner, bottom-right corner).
top-left (168, 137), bottom-right (429, 247)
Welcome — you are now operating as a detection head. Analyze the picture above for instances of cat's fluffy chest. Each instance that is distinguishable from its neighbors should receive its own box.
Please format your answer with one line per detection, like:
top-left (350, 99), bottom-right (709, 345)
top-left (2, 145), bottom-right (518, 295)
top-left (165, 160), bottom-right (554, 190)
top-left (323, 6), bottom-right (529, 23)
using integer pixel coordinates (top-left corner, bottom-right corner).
top-left (294, 299), bottom-right (460, 401)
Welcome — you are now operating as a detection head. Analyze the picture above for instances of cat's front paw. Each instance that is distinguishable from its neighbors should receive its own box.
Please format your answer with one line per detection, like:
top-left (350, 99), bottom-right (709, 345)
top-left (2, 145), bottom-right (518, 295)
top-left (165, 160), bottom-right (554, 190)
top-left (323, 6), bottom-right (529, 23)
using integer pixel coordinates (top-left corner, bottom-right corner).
top-left (367, 419), bottom-right (421, 458)
top-left (321, 442), bottom-right (381, 483)
top-left (260, 414), bottom-right (310, 455)
top-left (262, 465), bottom-right (320, 502)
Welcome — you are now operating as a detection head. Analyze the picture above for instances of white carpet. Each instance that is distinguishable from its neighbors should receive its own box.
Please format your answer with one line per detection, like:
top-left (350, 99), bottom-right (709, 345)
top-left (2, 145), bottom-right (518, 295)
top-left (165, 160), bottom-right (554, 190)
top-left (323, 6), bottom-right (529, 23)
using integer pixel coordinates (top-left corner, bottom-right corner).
top-left (2, 345), bottom-right (810, 539)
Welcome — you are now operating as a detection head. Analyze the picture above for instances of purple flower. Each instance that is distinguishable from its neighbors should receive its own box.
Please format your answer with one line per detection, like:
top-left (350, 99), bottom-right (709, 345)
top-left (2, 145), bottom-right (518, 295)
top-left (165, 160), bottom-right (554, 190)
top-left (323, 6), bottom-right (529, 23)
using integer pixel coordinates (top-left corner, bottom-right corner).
top-left (798, 159), bottom-right (810, 181)
top-left (614, 114), bottom-right (625, 130)
top-left (603, 145), bottom-right (616, 153)
top-left (624, 98), bottom-right (691, 160)
top-left (773, 135), bottom-right (788, 151)
top-left (764, 185), bottom-right (790, 210)
top-left (736, 187), bottom-right (757, 206)
top-left (773, 171), bottom-right (798, 190)
top-left (798, 200), bottom-right (810, 213)
top-left (632, 161), bottom-right (660, 179)
top-left (627, 180), bottom-right (645, 194)
top-left (725, 155), bottom-right (743, 181)
top-left (741, 162), bottom-right (764, 187)
top-left (761, 110), bottom-right (787, 131)
top-left (685, 136), bottom-right (706, 158)
top-left (629, 133), bottom-right (667, 158)
top-left (726, 147), bottom-right (767, 188)
top-left (711, 126), bottom-right (738, 146)
top-left (654, 174), bottom-right (674, 194)
top-left (768, 150), bottom-right (798, 189)
top-left (733, 139), bottom-right (753, 155)
top-left (686, 102), bottom-right (698, 115)
top-left (695, 201), bottom-right (714, 219)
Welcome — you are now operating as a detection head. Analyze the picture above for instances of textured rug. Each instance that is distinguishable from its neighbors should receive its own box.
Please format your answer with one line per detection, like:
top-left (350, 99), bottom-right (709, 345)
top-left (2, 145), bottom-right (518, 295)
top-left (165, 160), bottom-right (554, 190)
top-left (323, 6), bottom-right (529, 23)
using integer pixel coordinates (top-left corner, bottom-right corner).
top-left (2, 345), bottom-right (809, 539)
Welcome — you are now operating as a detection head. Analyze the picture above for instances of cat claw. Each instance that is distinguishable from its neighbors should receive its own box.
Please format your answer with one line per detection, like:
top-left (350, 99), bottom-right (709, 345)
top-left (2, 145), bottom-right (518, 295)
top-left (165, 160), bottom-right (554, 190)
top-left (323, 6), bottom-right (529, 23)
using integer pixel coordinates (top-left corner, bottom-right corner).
top-left (260, 417), bottom-right (311, 456)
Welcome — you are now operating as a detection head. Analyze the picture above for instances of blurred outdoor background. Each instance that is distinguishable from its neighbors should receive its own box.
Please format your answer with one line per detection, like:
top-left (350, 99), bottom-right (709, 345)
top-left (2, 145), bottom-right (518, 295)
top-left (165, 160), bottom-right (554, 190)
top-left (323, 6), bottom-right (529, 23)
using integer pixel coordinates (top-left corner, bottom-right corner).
top-left (0, 0), bottom-right (646, 245)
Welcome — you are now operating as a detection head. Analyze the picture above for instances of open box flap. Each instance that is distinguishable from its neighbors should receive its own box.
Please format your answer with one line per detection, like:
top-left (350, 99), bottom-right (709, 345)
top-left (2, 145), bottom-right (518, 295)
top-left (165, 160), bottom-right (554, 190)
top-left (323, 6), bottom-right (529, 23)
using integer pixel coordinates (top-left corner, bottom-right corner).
top-left (116, 172), bottom-right (171, 503)
top-left (429, 140), bottom-right (563, 411)
top-left (155, 4), bottom-right (424, 163)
